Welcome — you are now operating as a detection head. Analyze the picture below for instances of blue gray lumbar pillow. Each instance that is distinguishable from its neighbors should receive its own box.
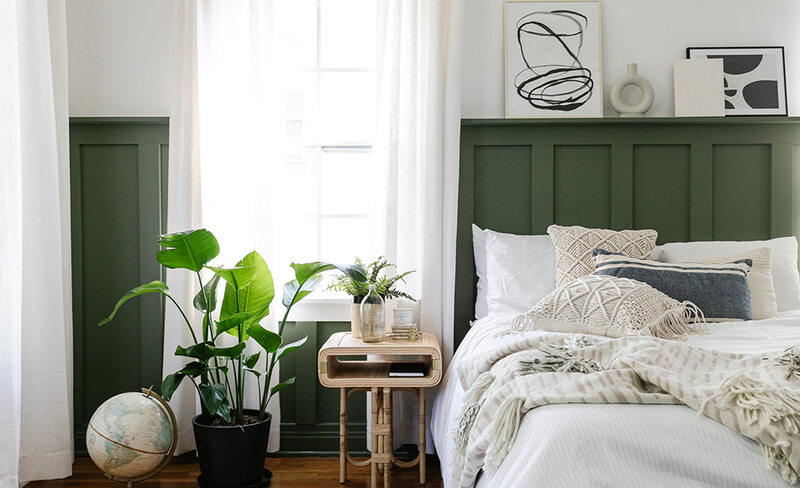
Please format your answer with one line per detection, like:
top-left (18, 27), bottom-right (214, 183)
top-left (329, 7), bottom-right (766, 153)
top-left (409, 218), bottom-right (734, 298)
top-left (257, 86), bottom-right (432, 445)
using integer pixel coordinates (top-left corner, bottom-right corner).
top-left (592, 248), bottom-right (753, 321)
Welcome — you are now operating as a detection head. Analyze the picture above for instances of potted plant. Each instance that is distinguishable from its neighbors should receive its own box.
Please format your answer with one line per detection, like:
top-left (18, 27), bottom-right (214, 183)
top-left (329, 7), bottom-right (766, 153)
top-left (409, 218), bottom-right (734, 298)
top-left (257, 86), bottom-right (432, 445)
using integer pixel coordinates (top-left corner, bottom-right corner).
top-left (99, 229), bottom-right (366, 487)
top-left (326, 256), bottom-right (415, 338)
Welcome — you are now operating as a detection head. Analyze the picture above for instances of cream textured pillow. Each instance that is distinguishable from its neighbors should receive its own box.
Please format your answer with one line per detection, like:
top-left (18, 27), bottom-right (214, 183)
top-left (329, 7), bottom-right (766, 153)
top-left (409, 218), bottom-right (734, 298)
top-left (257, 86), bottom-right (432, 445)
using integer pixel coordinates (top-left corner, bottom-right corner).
top-left (651, 237), bottom-right (800, 312)
top-left (695, 248), bottom-right (778, 320)
top-left (547, 225), bottom-right (658, 287)
top-left (511, 275), bottom-right (704, 339)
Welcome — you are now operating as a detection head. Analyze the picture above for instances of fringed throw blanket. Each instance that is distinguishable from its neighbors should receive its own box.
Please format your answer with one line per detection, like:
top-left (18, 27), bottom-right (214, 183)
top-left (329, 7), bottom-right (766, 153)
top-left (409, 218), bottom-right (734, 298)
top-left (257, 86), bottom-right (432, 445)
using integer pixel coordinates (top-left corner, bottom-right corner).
top-left (450, 334), bottom-right (800, 487)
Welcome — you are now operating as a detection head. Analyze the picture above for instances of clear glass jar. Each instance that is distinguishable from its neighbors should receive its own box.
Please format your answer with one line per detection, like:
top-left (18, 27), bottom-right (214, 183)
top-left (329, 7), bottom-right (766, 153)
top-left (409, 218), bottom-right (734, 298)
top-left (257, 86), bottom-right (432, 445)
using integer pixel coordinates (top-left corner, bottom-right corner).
top-left (360, 284), bottom-right (385, 343)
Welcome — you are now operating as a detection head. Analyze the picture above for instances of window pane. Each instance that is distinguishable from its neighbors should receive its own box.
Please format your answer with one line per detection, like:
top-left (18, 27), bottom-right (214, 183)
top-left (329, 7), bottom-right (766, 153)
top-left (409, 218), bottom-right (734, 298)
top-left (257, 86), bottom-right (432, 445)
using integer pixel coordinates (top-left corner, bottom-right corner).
top-left (320, 0), bottom-right (376, 69)
top-left (319, 150), bottom-right (374, 216)
top-left (319, 71), bottom-right (375, 144)
top-left (320, 217), bottom-right (373, 263)
top-left (279, 71), bottom-right (318, 144)
top-left (275, 0), bottom-right (317, 69)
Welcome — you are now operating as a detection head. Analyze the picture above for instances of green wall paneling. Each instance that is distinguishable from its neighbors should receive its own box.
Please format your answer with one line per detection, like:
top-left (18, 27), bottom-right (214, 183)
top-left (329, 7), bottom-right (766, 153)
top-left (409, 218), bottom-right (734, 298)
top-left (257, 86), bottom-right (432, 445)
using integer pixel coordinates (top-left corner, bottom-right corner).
top-left (70, 118), bottom-right (169, 453)
top-left (278, 321), bottom-right (368, 456)
top-left (456, 117), bottom-right (800, 349)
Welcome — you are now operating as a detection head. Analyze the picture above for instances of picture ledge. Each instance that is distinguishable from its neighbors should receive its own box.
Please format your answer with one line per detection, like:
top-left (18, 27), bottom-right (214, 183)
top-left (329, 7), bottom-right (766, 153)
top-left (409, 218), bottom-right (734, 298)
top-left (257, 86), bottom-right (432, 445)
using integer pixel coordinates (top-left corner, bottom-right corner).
top-left (462, 116), bottom-right (800, 126)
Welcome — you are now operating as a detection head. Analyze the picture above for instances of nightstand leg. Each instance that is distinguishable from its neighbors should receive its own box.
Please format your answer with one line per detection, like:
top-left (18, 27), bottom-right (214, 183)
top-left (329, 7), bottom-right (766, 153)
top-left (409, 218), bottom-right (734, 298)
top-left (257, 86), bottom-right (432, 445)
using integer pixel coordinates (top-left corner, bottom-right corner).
top-left (384, 388), bottom-right (392, 488)
top-left (339, 387), bottom-right (347, 483)
top-left (419, 387), bottom-right (426, 484)
top-left (371, 387), bottom-right (379, 488)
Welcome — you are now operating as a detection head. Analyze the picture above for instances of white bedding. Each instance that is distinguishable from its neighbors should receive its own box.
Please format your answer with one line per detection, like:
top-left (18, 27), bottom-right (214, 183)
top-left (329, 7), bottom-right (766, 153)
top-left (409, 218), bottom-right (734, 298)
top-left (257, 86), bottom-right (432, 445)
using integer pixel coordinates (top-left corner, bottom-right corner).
top-left (431, 312), bottom-right (800, 487)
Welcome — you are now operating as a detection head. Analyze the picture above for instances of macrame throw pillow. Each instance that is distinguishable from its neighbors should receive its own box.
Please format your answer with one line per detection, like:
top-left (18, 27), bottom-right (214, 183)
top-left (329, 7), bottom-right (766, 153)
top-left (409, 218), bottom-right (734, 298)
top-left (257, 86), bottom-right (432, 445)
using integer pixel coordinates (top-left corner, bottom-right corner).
top-left (511, 275), bottom-right (705, 339)
top-left (548, 224), bottom-right (657, 287)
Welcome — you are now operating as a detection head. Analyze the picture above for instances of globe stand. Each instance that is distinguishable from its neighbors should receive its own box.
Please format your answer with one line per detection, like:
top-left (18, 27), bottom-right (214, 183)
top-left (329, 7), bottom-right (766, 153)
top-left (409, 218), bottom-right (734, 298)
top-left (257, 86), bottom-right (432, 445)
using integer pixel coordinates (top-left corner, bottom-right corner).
top-left (101, 387), bottom-right (179, 488)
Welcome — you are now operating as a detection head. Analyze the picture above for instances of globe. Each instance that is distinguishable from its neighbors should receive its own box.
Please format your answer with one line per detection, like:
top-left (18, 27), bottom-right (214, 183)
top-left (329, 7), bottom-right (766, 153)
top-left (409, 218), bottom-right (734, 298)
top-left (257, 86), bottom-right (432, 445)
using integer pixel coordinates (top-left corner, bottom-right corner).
top-left (86, 390), bottom-right (176, 482)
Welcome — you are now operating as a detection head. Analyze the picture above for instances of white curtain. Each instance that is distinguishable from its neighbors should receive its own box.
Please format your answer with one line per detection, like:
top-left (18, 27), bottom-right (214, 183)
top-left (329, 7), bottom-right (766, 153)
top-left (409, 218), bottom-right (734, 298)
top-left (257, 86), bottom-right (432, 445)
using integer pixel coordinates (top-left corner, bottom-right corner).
top-left (0, 0), bottom-right (74, 486)
top-left (372, 0), bottom-right (464, 449)
top-left (167, 0), bottom-right (285, 454)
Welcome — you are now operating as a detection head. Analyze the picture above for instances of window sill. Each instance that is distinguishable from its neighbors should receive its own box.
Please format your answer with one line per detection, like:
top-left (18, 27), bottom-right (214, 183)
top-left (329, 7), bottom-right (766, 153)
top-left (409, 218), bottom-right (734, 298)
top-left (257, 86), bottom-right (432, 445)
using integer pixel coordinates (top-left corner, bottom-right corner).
top-left (287, 295), bottom-right (354, 322)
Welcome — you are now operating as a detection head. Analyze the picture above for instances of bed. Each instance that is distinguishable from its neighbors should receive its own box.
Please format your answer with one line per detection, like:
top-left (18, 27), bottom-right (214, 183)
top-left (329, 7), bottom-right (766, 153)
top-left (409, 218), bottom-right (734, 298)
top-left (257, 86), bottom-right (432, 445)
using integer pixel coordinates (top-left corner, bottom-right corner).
top-left (432, 118), bottom-right (800, 487)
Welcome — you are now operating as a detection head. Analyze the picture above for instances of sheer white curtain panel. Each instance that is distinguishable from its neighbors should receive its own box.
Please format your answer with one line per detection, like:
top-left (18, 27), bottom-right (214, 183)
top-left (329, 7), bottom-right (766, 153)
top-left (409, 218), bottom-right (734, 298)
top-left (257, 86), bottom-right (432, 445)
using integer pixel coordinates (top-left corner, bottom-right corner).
top-left (372, 0), bottom-right (464, 449)
top-left (0, 0), bottom-right (74, 485)
top-left (167, 0), bottom-right (285, 454)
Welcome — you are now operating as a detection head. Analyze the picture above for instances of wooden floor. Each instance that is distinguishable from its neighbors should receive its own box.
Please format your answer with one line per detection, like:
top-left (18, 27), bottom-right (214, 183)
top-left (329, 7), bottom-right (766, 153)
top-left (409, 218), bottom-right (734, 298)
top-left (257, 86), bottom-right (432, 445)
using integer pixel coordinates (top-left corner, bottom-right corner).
top-left (28, 455), bottom-right (443, 488)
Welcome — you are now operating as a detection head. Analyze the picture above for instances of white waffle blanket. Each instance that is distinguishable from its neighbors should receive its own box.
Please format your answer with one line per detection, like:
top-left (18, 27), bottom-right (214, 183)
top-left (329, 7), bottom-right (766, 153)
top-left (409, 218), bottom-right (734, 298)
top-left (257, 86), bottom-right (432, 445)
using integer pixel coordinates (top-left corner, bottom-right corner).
top-left (445, 320), bottom-right (800, 488)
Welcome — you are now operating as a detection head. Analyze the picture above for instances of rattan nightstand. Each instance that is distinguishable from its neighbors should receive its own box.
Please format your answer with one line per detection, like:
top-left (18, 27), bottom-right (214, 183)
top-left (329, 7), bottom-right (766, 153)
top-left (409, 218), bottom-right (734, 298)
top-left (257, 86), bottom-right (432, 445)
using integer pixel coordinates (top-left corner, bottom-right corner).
top-left (317, 331), bottom-right (442, 488)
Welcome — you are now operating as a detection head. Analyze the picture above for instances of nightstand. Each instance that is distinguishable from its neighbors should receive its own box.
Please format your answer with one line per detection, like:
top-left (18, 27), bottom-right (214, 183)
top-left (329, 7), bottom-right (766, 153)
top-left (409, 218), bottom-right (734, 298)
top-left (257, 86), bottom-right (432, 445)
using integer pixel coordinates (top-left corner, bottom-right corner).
top-left (317, 332), bottom-right (443, 488)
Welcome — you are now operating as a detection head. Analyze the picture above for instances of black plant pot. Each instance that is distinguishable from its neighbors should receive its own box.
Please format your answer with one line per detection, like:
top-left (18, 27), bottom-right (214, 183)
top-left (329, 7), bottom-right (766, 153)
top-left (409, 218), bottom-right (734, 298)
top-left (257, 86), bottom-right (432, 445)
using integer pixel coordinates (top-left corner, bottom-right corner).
top-left (193, 410), bottom-right (272, 488)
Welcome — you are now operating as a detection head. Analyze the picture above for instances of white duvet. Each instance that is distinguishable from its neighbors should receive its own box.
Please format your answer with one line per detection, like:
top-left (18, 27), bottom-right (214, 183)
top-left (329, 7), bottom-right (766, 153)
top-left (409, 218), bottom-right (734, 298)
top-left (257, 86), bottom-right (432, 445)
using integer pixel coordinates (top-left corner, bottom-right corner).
top-left (431, 313), bottom-right (800, 488)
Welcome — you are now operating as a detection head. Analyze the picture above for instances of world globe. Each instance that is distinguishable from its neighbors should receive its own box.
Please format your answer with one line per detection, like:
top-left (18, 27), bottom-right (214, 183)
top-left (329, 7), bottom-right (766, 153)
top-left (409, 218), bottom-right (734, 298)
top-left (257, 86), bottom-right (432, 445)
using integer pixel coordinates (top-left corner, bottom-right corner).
top-left (86, 390), bottom-right (176, 483)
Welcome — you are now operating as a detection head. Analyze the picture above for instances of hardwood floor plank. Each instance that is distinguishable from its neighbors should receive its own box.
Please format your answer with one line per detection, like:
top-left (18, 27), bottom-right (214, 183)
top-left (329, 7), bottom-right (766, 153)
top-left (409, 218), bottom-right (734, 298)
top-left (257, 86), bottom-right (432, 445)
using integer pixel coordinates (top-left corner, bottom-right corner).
top-left (27, 456), bottom-right (443, 488)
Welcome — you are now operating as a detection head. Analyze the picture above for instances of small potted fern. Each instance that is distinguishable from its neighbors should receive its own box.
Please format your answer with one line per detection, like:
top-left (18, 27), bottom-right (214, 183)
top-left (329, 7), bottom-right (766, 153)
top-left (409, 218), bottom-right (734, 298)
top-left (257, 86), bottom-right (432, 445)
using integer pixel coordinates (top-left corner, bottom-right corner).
top-left (327, 256), bottom-right (415, 338)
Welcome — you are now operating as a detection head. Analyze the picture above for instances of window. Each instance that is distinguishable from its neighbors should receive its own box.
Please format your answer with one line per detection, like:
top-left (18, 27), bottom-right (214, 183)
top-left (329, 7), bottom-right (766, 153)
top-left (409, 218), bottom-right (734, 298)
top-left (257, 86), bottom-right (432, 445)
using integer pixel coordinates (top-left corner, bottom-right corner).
top-left (274, 0), bottom-right (378, 265)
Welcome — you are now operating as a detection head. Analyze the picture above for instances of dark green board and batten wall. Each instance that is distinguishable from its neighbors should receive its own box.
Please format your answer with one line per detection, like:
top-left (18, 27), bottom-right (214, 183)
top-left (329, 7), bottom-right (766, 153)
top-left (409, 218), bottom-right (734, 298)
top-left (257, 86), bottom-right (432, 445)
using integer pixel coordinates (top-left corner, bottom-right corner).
top-left (455, 117), bottom-right (800, 348)
top-left (69, 118), bottom-right (366, 456)
top-left (71, 116), bottom-right (800, 455)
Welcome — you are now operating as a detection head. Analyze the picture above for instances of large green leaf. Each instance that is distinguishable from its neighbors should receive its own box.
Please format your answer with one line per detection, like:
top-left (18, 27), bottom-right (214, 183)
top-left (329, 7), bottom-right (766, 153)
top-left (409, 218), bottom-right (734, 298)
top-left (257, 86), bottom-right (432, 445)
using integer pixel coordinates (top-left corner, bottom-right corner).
top-left (157, 229), bottom-right (220, 271)
top-left (277, 336), bottom-right (308, 360)
top-left (206, 265), bottom-right (257, 291)
top-left (178, 361), bottom-right (209, 377)
top-left (243, 351), bottom-right (261, 369)
top-left (193, 274), bottom-right (221, 312)
top-left (215, 312), bottom-right (253, 336)
top-left (175, 341), bottom-right (246, 361)
top-left (219, 251), bottom-right (274, 337)
top-left (161, 373), bottom-right (185, 401)
top-left (291, 262), bottom-right (367, 286)
top-left (282, 262), bottom-right (366, 308)
top-left (198, 383), bottom-right (229, 420)
top-left (216, 398), bottom-right (231, 423)
top-left (282, 274), bottom-right (323, 308)
top-left (99, 281), bottom-right (170, 326)
top-left (248, 323), bottom-right (282, 353)
top-left (270, 377), bottom-right (296, 396)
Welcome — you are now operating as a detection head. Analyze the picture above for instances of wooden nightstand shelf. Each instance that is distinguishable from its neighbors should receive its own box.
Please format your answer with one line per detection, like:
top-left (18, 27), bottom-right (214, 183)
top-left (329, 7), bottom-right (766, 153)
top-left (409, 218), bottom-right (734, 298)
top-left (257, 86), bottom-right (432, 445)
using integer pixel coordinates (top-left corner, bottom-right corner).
top-left (317, 332), bottom-right (442, 488)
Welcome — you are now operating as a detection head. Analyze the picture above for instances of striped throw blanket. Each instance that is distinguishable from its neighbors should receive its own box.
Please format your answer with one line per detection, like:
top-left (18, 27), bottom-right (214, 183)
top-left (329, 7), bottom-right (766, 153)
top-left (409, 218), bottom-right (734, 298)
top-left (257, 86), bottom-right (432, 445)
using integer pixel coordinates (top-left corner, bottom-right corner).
top-left (450, 334), bottom-right (800, 487)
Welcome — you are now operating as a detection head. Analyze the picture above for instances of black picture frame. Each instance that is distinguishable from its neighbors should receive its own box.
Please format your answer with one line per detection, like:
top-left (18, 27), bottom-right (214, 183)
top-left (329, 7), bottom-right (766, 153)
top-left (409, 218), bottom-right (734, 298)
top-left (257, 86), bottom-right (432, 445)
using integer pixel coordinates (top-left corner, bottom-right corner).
top-left (686, 46), bottom-right (788, 117)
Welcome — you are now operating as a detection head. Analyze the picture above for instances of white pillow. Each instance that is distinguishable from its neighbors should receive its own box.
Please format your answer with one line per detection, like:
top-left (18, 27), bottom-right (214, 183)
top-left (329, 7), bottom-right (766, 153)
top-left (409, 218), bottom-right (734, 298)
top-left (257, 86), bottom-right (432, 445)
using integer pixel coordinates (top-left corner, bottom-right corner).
top-left (485, 229), bottom-right (555, 314)
top-left (652, 237), bottom-right (800, 313)
top-left (472, 224), bottom-right (489, 320)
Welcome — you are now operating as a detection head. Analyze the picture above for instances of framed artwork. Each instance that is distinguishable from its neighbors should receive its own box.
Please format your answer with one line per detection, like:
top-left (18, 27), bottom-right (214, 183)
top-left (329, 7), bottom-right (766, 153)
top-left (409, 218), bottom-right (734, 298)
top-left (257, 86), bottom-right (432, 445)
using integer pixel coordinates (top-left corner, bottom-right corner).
top-left (686, 46), bottom-right (787, 116)
top-left (504, 0), bottom-right (603, 118)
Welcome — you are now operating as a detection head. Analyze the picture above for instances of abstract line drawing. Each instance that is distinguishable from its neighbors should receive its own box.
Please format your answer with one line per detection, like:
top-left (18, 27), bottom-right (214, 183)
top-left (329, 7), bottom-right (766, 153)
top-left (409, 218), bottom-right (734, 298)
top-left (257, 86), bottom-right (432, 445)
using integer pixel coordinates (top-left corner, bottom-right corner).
top-left (505, 1), bottom-right (602, 118)
top-left (514, 10), bottom-right (593, 111)
top-left (687, 47), bottom-right (787, 116)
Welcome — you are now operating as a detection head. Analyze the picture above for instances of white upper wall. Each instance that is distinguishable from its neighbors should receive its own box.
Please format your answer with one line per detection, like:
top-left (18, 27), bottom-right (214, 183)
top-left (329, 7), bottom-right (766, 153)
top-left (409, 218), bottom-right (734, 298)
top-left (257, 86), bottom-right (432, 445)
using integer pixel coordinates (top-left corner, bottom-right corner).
top-left (66, 0), bottom-right (799, 118)
top-left (66, 0), bottom-right (174, 116)
top-left (462, 0), bottom-right (800, 118)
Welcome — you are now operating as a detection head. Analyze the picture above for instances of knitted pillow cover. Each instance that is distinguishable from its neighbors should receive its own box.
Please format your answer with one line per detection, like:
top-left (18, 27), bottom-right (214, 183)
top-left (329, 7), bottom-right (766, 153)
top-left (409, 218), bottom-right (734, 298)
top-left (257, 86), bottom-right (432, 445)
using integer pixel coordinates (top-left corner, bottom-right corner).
top-left (511, 275), bottom-right (704, 339)
top-left (547, 225), bottom-right (658, 287)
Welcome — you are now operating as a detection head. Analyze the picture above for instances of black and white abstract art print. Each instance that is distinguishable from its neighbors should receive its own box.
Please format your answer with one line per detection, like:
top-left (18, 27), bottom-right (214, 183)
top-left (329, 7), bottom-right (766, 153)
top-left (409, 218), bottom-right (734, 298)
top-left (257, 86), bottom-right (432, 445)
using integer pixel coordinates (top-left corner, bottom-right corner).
top-left (687, 47), bottom-right (787, 116)
top-left (505, 0), bottom-right (603, 118)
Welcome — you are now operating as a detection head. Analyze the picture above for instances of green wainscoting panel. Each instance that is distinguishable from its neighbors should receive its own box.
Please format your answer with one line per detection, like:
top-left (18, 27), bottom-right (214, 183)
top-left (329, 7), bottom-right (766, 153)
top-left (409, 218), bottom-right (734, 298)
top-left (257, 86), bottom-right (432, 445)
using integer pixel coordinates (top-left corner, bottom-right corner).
top-left (456, 117), bottom-right (800, 349)
top-left (712, 145), bottom-right (771, 241)
top-left (279, 321), bottom-right (368, 456)
top-left (632, 145), bottom-right (691, 243)
top-left (553, 145), bottom-right (612, 227)
top-left (70, 118), bottom-right (169, 453)
top-left (473, 145), bottom-right (533, 235)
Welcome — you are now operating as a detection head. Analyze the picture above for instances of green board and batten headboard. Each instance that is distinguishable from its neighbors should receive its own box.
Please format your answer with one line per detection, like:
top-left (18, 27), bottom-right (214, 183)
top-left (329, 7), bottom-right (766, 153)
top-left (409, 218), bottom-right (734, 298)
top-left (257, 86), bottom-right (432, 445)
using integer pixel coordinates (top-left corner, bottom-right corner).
top-left (454, 117), bottom-right (800, 348)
